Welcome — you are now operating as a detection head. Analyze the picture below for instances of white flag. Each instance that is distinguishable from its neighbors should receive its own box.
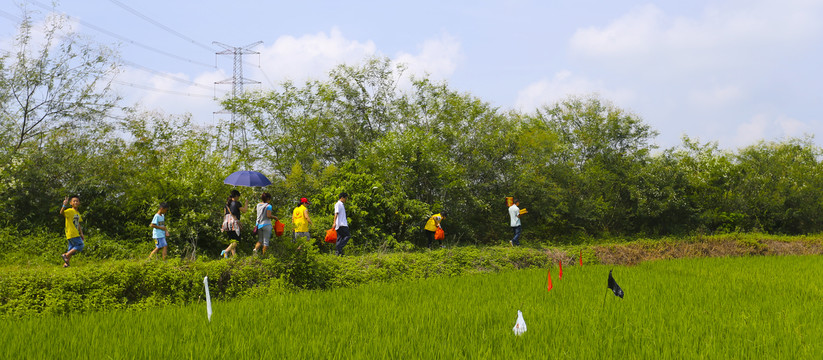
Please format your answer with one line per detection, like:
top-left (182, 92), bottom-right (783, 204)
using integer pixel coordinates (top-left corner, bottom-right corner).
top-left (512, 310), bottom-right (527, 336)
top-left (203, 276), bottom-right (212, 322)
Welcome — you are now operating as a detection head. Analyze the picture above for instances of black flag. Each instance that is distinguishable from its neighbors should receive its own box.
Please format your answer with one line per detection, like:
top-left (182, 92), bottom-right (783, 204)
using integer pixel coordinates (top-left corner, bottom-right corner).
top-left (607, 270), bottom-right (624, 298)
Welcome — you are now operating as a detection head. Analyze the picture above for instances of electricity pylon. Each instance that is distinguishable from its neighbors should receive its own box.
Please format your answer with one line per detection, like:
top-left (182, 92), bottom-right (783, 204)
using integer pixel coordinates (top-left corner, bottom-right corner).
top-left (213, 41), bottom-right (262, 163)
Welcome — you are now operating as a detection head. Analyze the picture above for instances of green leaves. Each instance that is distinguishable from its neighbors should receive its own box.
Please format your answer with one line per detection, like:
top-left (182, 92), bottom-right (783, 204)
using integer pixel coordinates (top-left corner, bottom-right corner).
top-left (5, 36), bottom-right (823, 248)
top-left (0, 11), bottom-right (119, 163)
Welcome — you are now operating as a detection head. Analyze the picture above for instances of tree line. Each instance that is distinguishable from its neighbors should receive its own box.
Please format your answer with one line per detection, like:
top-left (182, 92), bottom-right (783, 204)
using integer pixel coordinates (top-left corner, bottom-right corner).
top-left (3, 15), bottom-right (823, 257)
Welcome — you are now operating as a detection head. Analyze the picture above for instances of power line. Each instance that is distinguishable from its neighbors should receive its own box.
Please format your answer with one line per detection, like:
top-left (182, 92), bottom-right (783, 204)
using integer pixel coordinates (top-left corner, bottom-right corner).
top-left (244, 60), bottom-right (277, 89)
top-left (0, 8), bottom-right (23, 23)
top-left (106, 0), bottom-right (216, 53)
top-left (113, 80), bottom-right (220, 99)
top-left (121, 59), bottom-right (221, 92)
top-left (26, 0), bottom-right (217, 69)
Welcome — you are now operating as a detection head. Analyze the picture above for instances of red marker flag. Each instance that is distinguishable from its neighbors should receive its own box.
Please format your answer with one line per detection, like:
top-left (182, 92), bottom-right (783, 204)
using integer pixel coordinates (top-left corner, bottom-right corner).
top-left (579, 250), bottom-right (583, 266)
top-left (559, 260), bottom-right (563, 279)
top-left (547, 268), bottom-right (553, 291)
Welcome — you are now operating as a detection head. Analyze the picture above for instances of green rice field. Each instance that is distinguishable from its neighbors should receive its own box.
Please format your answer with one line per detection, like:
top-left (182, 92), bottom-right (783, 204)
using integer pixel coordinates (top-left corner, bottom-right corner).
top-left (1, 255), bottom-right (820, 359)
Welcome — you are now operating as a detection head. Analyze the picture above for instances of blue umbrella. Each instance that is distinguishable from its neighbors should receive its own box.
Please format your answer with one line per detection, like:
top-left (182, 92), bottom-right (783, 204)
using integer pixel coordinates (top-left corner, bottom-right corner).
top-left (224, 170), bottom-right (272, 187)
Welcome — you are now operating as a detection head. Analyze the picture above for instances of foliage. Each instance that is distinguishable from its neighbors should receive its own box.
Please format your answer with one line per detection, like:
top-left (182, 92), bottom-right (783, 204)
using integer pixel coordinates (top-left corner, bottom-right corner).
top-left (4, 24), bottom-right (823, 253)
top-left (0, 243), bottom-right (558, 317)
top-left (112, 111), bottom-right (230, 256)
top-left (0, 11), bottom-right (119, 165)
top-left (2, 256), bottom-right (821, 358)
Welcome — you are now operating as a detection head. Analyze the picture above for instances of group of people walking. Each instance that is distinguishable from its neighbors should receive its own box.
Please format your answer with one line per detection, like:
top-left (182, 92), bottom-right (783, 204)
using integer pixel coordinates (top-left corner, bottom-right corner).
top-left (56, 192), bottom-right (525, 267)
top-left (215, 191), bottom-right (525, 257)
top-left (421, 198), bottom-right (525, 249)
top-left (220, 190), bottom-right (351, 258)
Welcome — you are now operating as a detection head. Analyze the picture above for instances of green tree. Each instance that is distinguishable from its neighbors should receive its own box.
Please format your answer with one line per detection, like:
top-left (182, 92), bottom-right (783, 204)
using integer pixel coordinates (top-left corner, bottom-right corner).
top-left (671, 137), bottom-right (742, 233)
top-left (114, 111), bottom-right (228, 256)
top-left (529, 95), bottom-right (658, 235)
top-left (732, 138), bottom-right (823, 234)
top-left (631, 148), bottom-right (697, 235)
top-left (0, 11), bottom-right (119, 166)
top-left (226, 57), bottom-right (405, 175)
top-left (226, 80), bottom-right (337, 177)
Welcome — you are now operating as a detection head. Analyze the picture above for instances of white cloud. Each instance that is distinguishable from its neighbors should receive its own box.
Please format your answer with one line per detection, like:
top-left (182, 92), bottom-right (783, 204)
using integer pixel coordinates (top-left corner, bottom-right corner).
top-left (731, 114), bottom-right (770, 147)
top-left (569, 4), bottom-right (663, 59)
top-left (250, 28), bottom-right (462, 92)
top-left (111, 28), bottom-right (464, 125)
top-left (394, 33), bottom-right (461, 81)
top-left (569, 0), bottom-right (823, 73)
top-left (514, 71), bottom-right (635, 112)
top-left (254, 27), bottom-right (378, 85)
top-left (729, 113), bottom-right (813, 148)
top-left (1, 12), bottom-right (82, 62)
top-left (114, 28), bottom-right (379, 123)
top-left (689, 85), bottom-right (744, 108)
top-left (564, 0), bottom-right (823, 149)
top-left (776, 115), bottom-right (810, 138)
top-left (114, 66), bottom-right (226, 121)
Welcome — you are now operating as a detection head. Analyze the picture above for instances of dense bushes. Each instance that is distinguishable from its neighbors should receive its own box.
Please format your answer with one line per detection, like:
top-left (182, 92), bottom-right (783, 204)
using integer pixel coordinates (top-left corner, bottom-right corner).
top-left (3, 234), bottom-right (821, 317)
top-left (0, 245), bottom-right (557, 317)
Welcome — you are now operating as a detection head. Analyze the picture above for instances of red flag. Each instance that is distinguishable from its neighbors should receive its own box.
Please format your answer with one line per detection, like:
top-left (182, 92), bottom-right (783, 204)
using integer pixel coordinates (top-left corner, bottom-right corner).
top-left (547, 268), bottom-right (553, 291)
top-left (579, 250), bottom-right (583, 266)
top-left (559, 260), bottom-right (563, 279)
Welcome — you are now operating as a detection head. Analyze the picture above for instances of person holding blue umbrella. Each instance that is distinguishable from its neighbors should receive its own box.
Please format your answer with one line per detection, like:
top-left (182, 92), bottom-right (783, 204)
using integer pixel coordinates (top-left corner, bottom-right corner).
top-left (223, 170), bottom-right (272, 187)
top-left (220, 171), bottom-right (271, 258)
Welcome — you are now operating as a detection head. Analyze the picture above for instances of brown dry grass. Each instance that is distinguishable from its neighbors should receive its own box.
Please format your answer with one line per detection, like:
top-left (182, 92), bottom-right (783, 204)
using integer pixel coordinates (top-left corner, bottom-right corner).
top-left (543, 248), bottom-right (576, 267)
top-left (591, 237), bottom-right (823, 266)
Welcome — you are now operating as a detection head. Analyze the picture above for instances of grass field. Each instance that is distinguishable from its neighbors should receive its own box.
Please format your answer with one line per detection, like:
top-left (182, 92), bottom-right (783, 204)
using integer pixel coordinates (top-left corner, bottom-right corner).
top-left (1, 255), bottom-right (820, 359)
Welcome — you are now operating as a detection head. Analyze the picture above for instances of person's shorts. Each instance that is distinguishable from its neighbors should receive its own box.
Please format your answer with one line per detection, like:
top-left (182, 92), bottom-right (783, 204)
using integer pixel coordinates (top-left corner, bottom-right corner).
top-left (154, 237), bottom-right (167, 248)
top-left (257, 225), bottom-right (272, 246)
top-left (227, 231), bottom-right (240, 244)
top-left (294, 232), bottom-right (310, 242)
top-left (67, 236), bottom-right (84, 252)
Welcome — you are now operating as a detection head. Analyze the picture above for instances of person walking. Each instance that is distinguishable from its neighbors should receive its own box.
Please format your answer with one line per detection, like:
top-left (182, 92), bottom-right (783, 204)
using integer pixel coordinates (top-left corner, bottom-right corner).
top-left (221, 189), bottom-right (247, 258)
top-left (333, 192), bottom-right (351, 256)
top-left (292, 197), bottom-right (313, 244)
top-left (148, 202), bottom-right (170, 260)
top-left (509, 199), bottom-right (523, 246)
top-left (59, 195), bottom-right (84, 267)
top-left (253, 193), bottom-right (278, 256)
top-left (424, 211), bottom-right (446, 249)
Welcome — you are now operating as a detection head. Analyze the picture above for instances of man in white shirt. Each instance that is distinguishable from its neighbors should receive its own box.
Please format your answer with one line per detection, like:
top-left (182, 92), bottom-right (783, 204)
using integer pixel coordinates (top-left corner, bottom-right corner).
top-left (333, 192), bottom-right (350, 256)
top-left (508, 198), bottom-right (522, 246)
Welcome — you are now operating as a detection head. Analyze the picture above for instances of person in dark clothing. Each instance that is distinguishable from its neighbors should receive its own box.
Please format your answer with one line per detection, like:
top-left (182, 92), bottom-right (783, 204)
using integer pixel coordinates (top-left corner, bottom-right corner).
top-left (221, 189), bottom-right (247, 258)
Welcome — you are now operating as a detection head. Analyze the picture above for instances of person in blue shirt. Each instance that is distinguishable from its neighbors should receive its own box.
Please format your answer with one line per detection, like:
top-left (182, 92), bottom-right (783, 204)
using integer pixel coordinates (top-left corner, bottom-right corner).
top-left (149, 202), bottom-right (170, 260)
top-left (253, 192), bottom-right (278, 256)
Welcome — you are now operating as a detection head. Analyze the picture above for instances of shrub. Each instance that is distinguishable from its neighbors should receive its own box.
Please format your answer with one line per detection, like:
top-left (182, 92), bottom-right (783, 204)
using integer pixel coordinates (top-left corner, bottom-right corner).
top-left (0, 245), bottom-right (557, 317)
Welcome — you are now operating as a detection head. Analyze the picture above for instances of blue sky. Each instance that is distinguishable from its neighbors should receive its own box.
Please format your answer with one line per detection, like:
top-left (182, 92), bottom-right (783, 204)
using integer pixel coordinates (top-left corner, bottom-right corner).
top-left (2, 0), bottom-right (822, 149)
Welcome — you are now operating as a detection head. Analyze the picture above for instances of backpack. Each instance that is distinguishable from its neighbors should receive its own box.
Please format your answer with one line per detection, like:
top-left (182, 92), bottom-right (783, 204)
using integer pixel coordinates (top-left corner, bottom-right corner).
top-left (221, 205), bottom-right (240, 235)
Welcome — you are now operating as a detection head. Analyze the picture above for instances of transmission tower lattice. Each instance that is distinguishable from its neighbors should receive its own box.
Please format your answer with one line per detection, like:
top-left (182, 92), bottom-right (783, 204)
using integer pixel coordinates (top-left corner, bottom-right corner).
top-left (213, 41), bottom-right (262, 162)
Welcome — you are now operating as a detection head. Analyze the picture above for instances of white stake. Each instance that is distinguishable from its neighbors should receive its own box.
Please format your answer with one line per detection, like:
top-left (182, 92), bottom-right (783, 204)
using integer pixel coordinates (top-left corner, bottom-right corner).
top-left (203, 276), bottom-right (212, 322)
